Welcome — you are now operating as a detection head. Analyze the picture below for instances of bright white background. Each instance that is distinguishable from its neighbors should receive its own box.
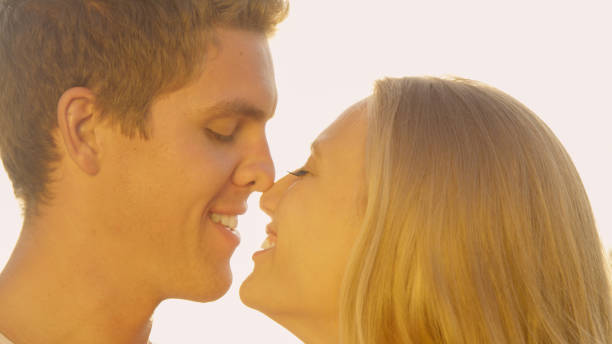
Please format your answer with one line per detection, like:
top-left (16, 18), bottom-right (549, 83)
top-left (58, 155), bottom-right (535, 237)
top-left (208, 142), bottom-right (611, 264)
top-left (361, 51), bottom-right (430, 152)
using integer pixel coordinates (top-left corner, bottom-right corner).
top-left (1, 1), bottom-right (610, 343)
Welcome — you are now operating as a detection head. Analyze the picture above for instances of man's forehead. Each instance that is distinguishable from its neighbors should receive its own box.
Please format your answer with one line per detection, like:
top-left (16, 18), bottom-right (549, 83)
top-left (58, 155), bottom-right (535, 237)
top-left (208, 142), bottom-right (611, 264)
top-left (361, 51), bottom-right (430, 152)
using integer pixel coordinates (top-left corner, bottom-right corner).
top-left (205, 28), bottom-right (272, 67)
top-left (163, 28), bottom-right (277, 125)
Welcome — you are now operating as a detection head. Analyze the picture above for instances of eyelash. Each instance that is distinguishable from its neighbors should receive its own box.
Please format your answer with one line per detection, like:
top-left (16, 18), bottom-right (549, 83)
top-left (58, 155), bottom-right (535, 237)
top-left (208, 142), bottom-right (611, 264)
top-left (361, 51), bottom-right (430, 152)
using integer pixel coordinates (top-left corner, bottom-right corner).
top-left (288, 169), bottom-right (310, 177)
top-left (206, 129), bottom-right (234, 143)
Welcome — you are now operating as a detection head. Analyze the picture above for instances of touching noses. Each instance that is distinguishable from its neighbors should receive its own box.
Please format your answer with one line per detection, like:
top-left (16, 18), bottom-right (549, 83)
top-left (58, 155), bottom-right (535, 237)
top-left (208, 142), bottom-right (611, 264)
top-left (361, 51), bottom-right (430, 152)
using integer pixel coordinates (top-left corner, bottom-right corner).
top-left (233, 137), bottom-right (275, 192)
top-left (260, 174), bottom-right (291, 217)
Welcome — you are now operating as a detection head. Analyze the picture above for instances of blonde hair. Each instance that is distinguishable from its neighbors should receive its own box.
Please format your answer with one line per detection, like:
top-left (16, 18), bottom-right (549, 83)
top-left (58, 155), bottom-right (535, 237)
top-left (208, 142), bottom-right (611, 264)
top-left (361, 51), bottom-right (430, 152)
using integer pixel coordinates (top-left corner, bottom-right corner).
top-left (340, 77), bottom-right (612, 343)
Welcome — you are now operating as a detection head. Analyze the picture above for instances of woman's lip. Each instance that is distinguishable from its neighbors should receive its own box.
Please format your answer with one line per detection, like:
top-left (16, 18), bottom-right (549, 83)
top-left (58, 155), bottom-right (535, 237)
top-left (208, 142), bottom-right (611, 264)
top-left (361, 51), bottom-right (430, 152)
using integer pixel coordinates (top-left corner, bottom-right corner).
top-left (252, 234), bottom-right (276, 259)
top-left (252, 246), bottom-right (275, 259)
top-left (265, 224), bottom-right (278, 236)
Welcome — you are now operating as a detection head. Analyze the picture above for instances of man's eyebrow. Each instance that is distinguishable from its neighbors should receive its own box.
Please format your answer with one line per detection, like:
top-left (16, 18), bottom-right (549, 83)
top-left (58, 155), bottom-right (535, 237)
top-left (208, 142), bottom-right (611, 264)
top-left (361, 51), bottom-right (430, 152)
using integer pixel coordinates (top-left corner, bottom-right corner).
top-left (200, 99), bottom-right (271, 121)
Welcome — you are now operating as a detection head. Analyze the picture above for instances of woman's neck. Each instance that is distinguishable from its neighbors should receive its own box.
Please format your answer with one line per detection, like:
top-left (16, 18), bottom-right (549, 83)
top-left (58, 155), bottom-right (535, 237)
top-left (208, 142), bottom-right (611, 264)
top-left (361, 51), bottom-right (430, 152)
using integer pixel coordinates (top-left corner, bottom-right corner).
top-left (268, 312), bottom-right (340, 344)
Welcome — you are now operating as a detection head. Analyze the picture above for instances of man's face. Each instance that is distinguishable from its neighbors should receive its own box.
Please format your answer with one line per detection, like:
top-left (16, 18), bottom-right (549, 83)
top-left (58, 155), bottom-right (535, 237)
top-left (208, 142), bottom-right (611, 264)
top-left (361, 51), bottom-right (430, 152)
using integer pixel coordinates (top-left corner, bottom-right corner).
top-left (93, 29), bottom-right (277, 301)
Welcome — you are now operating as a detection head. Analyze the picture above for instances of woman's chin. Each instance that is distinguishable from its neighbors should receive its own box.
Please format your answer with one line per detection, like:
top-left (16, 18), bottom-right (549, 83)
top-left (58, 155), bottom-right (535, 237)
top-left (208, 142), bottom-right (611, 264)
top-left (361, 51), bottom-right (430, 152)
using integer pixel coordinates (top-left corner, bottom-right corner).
top-left (239, 273), bottom-right (279, 315)
top-left (238, 273), bottom-right (260, 309)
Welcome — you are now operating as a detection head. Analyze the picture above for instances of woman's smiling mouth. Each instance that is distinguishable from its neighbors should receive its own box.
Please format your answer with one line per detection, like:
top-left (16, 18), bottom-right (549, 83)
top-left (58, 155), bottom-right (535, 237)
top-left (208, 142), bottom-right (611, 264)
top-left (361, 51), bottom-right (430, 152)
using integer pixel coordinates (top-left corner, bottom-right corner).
top-left (260, 236), bottom-right (276, 250)
top-left (252, 225), bottom-right (277, 258)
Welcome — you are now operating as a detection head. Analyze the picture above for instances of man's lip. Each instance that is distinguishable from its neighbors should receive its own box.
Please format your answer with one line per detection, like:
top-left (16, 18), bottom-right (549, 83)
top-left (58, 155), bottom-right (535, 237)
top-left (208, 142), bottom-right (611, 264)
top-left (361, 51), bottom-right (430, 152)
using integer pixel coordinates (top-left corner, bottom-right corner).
top-left (209, 208), bottom-right (247, 216)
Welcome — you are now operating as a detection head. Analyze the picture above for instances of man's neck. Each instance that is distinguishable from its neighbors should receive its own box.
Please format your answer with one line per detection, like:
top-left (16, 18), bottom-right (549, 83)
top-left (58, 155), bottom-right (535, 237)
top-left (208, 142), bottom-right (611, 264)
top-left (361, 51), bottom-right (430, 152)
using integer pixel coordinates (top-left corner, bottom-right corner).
top-left (0, 219), bottom-right (160, 344)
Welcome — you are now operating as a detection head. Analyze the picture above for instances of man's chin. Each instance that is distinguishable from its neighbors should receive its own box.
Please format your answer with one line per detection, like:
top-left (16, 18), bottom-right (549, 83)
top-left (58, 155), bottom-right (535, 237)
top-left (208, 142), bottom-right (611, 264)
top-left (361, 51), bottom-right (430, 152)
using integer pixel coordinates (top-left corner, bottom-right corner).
top-left (166, 264), bottom-right (234, 302)
top-left (197, 278), bottom-right (232, 303)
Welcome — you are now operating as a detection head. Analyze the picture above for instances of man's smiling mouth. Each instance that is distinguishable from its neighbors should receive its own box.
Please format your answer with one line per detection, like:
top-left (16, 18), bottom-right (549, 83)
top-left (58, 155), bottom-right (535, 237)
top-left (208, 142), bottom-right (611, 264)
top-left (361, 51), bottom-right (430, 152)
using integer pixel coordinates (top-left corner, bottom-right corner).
top-left (210, 213), bottom-right (238, 232)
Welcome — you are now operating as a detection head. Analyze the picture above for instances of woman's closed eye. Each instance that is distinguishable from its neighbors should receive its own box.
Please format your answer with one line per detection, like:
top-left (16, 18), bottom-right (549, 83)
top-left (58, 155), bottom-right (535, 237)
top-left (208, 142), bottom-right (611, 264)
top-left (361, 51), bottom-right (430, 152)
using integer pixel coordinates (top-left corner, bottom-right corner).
top-left (288, 169), bottom-right (310, 177)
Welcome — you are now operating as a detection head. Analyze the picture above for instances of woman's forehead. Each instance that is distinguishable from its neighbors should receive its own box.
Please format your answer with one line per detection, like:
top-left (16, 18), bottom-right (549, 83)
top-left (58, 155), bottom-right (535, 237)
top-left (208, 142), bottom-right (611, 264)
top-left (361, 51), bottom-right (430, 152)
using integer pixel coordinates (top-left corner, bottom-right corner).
top-left (312, 103), bottom-right (368, 160)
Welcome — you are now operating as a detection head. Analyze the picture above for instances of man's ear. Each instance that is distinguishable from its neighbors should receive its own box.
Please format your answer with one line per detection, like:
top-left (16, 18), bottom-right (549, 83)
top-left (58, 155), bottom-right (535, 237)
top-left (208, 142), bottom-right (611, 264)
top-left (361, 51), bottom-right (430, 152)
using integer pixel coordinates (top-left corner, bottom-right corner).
top-left (57, 87), bottom-right (101, 175)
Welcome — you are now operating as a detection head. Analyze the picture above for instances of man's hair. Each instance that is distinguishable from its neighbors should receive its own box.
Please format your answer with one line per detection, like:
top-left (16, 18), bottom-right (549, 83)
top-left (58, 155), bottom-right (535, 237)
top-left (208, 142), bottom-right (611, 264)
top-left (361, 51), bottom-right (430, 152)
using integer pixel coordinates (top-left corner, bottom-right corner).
top-left (0, 0), bottom-right (288, 215)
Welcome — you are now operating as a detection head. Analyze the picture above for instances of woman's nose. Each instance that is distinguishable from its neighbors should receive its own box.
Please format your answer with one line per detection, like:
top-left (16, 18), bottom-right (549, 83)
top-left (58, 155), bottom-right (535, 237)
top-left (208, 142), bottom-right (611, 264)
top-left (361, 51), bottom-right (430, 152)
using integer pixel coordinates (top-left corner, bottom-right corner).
top-left (259, 174), bottom-right (291, 216)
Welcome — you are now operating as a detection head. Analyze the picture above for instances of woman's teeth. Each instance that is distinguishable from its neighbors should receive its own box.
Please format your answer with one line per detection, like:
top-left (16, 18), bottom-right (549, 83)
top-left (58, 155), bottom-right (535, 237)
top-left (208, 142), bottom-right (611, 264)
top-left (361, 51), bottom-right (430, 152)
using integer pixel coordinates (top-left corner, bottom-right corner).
top-left (210, 213), bottom-right (238, 231)
top-left (261, 236), bottom-right (276, 250)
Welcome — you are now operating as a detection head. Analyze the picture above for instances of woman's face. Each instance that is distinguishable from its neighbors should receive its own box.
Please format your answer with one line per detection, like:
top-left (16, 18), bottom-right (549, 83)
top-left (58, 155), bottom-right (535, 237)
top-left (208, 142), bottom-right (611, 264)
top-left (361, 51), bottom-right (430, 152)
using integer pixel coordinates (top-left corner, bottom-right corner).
top-left (240, 100), bottom-right (368, 322)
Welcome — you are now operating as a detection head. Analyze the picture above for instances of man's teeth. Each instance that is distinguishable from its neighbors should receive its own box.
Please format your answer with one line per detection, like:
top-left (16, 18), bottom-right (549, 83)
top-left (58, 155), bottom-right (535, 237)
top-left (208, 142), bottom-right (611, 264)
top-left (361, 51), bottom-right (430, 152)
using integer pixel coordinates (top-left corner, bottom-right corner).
top-left (260, 237), bottom-right (276, 250)
top-left (210, 213), bottom-right (238, 230)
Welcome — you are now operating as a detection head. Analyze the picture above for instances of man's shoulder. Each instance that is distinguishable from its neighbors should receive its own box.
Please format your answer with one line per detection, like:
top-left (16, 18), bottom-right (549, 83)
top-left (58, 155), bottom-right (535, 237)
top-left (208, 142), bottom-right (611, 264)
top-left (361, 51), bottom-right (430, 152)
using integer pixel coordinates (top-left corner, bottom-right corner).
top-left (0, 331), bottom-right (13, 344)
top-left (0, 331), bottom-right (154, 344)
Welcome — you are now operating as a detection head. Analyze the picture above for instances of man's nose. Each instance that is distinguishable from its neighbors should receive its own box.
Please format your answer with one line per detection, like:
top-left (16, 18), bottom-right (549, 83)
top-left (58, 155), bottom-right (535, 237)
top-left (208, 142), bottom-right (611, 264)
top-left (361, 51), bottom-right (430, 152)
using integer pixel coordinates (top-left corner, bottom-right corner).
top-left (232, 139), bottom-right (275, 192)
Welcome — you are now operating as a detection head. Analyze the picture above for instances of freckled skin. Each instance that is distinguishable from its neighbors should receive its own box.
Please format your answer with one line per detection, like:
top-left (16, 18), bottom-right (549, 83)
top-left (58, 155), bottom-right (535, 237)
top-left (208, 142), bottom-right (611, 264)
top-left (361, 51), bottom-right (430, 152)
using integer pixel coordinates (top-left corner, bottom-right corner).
top-left (93, 29), bottom-right (278, 301)
top-left (0, 28), bottom-right (277, 344)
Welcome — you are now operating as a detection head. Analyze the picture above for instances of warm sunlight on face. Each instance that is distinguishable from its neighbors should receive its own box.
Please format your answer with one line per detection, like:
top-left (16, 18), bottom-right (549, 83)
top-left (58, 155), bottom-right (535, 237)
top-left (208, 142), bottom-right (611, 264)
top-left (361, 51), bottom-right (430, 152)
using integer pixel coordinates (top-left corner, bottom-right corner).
top-left (89, 28), bottom-right (276, 301)
top-left (240, 101), bottom-right (368, 333)
top-left (1, 1), bottom-right (609, 343)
